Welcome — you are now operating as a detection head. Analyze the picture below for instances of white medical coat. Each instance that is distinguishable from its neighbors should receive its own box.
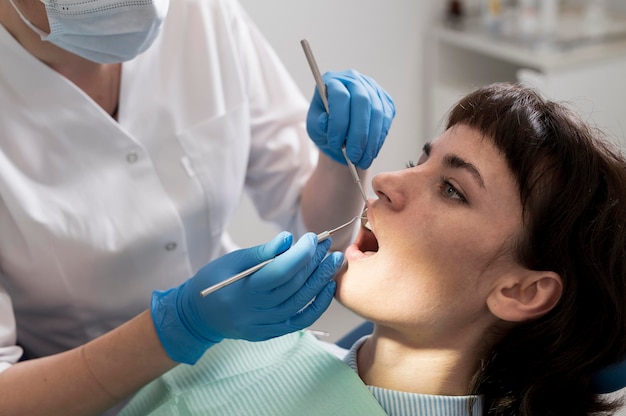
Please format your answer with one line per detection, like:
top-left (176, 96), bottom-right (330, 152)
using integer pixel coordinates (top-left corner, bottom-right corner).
top-left (0, 0), bottom-right (316, 369)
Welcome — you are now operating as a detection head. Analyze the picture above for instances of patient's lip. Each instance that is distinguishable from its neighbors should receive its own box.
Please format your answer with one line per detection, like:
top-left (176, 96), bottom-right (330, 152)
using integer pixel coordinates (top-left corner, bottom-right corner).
top-left (345, 243), bottom-right (375, 261)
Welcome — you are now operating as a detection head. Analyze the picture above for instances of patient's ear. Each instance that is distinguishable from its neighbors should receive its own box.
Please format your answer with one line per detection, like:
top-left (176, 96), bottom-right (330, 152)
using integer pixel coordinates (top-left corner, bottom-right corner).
top-left (487, 271), bottom-right (562, 322)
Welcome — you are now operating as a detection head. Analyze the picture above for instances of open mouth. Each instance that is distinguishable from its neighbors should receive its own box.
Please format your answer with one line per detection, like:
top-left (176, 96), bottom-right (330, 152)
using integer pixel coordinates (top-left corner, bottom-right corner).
top-left (354, 208), bottom-right (379, 256)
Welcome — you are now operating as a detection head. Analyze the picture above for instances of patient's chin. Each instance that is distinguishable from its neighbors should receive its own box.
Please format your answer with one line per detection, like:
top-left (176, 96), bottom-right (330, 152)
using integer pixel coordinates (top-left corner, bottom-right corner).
top-left (332, 259), bottom-right (348, 282)
top-left (332, 261), bottom-right (366, 303)
top-left (332, 266), bottom-right (351, 299)
top-left (333, 277), bottom-right (369, 316)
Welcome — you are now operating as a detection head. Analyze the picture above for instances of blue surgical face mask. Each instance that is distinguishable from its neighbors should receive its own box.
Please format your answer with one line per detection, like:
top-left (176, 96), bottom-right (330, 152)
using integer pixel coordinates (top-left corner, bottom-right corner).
top-left (9, 0), bottom-right (169, 63)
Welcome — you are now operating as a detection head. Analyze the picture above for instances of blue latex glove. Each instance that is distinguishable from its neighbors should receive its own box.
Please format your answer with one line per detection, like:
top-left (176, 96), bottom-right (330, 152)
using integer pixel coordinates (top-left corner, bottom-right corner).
top-left (306, 70), bottom-right (396, 169)
top-left (151, 232), bottom-right (342, 364)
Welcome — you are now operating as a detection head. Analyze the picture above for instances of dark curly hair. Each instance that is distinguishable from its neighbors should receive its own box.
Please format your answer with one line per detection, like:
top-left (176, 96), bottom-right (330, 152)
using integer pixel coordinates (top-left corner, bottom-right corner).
top-left (447, 83), bottom-right (626, 415)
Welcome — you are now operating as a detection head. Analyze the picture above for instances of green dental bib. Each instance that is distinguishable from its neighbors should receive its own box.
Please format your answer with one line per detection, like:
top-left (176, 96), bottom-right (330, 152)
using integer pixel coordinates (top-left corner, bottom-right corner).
top-left (119, 331), bottom-right (387, 415)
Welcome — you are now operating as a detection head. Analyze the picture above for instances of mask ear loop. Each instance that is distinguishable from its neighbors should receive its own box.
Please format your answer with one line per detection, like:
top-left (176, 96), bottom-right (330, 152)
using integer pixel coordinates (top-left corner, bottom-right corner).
top-left (8, 0), bottom-right (51, 40)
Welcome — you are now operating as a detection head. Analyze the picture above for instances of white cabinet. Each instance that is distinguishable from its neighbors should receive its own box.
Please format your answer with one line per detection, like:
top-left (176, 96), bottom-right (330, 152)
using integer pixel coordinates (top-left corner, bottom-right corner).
top-left (425, 10), bottom-right (626, 147)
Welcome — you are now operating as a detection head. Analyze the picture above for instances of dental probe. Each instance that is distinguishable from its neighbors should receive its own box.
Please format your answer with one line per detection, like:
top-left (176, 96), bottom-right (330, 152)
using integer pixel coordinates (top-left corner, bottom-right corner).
top-left (199, 216), bottom-right (361, 297)
top-left (300, 39), bottom-right (369, 205)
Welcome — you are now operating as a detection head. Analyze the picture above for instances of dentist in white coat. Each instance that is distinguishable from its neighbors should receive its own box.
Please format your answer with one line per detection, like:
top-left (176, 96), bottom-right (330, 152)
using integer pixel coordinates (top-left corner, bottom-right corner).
top-left (0, 0), bottom-right (395, 414)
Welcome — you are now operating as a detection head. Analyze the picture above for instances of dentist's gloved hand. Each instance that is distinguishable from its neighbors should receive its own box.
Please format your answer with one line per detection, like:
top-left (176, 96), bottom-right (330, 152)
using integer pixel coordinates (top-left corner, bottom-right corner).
top-left (307, 70), bottom-right (396, 169)
top-left (151, 232), bottom-right (342, 365)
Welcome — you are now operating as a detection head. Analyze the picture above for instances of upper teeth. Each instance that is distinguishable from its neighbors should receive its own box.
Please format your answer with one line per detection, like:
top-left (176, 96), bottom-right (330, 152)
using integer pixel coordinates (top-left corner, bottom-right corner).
top-left (361, 208), bottom-right (372, 231)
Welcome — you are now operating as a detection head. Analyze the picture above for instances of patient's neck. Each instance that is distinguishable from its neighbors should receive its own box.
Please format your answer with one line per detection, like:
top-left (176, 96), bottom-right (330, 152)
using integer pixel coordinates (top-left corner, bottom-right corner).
top-left (356, 328), bottom-right (485, 396)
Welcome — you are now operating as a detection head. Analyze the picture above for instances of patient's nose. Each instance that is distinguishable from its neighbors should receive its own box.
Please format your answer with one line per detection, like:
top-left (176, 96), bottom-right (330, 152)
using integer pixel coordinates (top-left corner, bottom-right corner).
top-left (371, 171), bottom-right (407, 211)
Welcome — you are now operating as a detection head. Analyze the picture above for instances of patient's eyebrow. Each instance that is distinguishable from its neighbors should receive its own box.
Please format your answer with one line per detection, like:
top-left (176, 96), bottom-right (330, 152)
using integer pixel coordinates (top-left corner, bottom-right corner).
top-left (425, 142), bottom-right (485, 188)
top-left (443, 154), bottom-right (485, 189)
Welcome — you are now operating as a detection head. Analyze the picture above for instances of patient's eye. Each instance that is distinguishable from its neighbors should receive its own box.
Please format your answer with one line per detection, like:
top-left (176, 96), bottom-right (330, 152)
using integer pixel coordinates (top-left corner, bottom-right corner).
top-left (441, 177), bottom-right (467, 203)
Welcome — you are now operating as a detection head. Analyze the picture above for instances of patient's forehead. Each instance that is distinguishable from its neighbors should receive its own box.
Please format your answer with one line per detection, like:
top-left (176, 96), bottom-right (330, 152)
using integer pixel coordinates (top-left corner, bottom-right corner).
top-left (432, 125), bottom-right (511, 177)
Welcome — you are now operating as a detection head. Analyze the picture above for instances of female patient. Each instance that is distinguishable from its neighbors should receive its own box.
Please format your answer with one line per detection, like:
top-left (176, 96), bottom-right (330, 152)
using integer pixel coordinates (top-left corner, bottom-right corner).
top-left (122, 83), bottom-right (626, 416)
